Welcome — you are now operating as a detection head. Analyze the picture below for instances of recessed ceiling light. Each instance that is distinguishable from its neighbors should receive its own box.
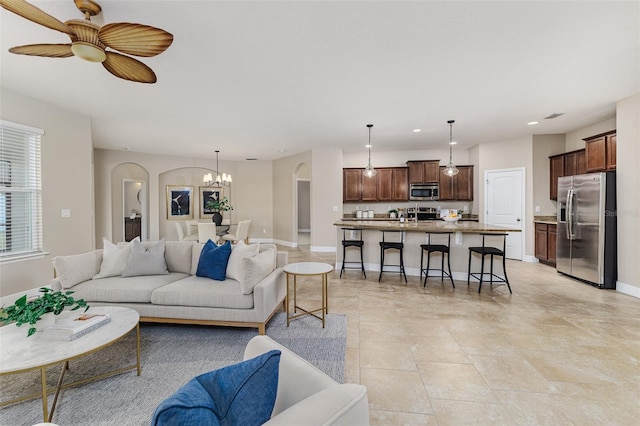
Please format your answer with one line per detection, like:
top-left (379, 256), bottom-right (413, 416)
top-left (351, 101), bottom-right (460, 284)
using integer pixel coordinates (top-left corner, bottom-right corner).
top-left (365, 144), bottom-right (372, 148)
top-left (449, 141), bottom-right (457, 145)
top-left (528, 121), bottom-right (539, 125)
top-left (413, 129), bottom-right (422, 133)
top-left (278, 149), bottom-right (287, 153)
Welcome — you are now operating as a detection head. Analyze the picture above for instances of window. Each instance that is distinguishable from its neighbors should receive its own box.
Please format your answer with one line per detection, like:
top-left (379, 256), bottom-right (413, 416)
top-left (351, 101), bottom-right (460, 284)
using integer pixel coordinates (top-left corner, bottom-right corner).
top-left (0, 120), bottom-right (44, 261)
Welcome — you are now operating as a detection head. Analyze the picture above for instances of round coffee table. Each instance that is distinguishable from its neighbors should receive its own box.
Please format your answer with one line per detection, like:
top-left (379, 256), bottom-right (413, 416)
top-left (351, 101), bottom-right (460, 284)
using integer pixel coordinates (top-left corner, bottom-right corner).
top-left (0, 306), bottom-right (141, 422)
top-left (283, 262), bottom-right (334, 328)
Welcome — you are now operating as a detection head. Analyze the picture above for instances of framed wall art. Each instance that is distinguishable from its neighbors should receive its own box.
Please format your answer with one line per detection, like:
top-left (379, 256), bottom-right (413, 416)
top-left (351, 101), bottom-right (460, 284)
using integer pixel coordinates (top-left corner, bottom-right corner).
top-left (166, 185), bottom-right (194, 219)
top-left (199, 186), bottom-right (223, 219)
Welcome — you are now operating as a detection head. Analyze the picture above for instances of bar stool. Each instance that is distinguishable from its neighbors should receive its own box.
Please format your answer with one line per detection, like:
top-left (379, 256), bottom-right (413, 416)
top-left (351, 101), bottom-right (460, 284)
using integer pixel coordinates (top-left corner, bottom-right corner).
top-left (340, 228), bottom-right (366, 278)
top-left (378, 230), bottom-right (407, 283)
top-left (420, 232), bottom-right (455, 288)
top-left (467, 233), bottom-right (512, 293)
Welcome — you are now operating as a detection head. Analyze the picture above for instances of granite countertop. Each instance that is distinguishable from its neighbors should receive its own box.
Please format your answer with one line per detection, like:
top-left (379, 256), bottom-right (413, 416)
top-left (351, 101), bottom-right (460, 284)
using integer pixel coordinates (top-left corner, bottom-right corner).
top-left (334, 219), bottom-right (520, 233)
top-left (534, 215), bottom-right (557, 225)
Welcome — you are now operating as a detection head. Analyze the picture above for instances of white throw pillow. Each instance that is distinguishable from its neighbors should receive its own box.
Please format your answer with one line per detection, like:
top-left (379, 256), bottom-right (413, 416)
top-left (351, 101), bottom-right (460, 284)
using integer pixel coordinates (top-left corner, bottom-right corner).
top-left (122, 239), bottom-right (169, 277)
top-left (226, 241), bottom-right (260, 281)
top-left (240, 249), bottom-right (275, 294)
top-left (53, 250), bottom-right (102, 289)
top-left (93, 237), bottom-right (138, 279)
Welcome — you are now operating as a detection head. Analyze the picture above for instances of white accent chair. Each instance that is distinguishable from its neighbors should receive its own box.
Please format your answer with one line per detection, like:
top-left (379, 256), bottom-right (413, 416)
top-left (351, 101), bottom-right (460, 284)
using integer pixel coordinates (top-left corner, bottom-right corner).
top-left (244, 336), bottom-right (369, 425)
top-left (197, 222), bottom-right (218, 244)
top-left (175, 222), bottom-right (198, 242)
top-left (222, 219), bottom-right (251, 244)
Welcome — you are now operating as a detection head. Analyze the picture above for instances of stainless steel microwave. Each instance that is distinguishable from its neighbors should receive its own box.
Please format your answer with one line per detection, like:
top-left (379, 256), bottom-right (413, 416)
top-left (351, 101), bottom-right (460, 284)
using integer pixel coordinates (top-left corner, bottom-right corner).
top-left (409, 183), bottom-right (439, 201)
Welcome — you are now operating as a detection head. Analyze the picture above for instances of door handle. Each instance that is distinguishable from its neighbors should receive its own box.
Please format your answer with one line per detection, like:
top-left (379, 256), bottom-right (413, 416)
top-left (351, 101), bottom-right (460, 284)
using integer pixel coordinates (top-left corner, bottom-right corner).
top-left (516, 218), bottom-right (521, 222)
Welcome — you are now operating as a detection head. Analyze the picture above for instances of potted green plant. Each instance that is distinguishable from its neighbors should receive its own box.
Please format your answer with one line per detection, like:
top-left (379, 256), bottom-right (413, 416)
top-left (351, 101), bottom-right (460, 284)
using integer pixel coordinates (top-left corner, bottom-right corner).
top-left (0, 287), bottom-right (89, 337)
top-left (388, 208), bottom-right (398, 218)
top-left (205, 196), bottom-right (234, 225)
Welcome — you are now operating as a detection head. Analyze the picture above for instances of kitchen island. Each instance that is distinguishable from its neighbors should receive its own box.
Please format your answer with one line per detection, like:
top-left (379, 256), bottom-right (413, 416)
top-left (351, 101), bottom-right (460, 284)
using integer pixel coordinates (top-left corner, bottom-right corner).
top-left (334, 219), bottom-right (521, 283)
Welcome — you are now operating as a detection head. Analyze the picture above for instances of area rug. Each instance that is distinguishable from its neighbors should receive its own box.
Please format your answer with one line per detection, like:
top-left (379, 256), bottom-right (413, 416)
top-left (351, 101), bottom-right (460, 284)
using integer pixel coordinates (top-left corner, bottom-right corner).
top-left (0, 312), bottom-right (346, 426)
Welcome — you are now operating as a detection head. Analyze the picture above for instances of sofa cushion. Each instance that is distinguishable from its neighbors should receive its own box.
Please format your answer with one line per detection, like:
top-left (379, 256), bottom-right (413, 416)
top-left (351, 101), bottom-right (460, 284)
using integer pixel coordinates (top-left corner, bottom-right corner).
top-left (240, 249), bottom-right (275, 295)
top-left (53, 250), bottom-right (103, 289)
top-left (258, 243), bottom-right (278, 271)
top-left (71, 272), bottom-right (189, 303)
top-left (226, 242), bottom-right (260, 282)
top-left (164, 241), bottom-right (194, 274)
top-left (122, 239), bottom-right (169, 277)
top-left (151, 350), bottom-right (281, 426)
top-left (93, 237), bottom-right (138, 279)
top-left (150, 276), bottom-right (253, 309)
top-left (196, 240), bottom-right (232, 281)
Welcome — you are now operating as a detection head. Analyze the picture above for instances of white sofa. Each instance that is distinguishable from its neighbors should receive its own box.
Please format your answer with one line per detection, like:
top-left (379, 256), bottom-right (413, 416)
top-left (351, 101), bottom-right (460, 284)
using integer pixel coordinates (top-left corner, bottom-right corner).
top-left (244, 336), bottom-right (369, 425)
top-left (50, 240), bottom-right (287, 334)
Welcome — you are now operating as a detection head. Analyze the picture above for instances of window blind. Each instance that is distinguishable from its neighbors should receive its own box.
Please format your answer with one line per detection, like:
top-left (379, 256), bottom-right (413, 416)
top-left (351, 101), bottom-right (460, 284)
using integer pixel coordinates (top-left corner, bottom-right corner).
top-left (0, 120), bottom-right (44, 260)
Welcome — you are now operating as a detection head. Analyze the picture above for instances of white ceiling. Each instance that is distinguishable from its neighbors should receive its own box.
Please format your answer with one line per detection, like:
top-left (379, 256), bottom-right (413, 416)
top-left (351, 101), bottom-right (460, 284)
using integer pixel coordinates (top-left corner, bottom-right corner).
top-left (1, 1), bottom-right (638, 161)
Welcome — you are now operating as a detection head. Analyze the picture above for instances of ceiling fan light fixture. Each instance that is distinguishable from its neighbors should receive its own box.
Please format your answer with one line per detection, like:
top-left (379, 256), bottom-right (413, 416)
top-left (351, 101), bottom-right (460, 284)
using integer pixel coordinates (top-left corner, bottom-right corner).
top-left (71, 41), bottom-right (106, 62)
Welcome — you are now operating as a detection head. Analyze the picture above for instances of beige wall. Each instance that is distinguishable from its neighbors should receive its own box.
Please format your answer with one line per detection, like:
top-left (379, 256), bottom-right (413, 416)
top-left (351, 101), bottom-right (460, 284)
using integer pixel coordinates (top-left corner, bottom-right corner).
top-left (532, 134), bottom-right (566, 216)
top-left (615, 93), bottom-right (639, 295)
top-left (235, 160), bottom-right (274, 242)
top-left (342, 147), bottom-right (470, 168)
top-left (565, 117), bottom-right (616, 151)
top-left (0, 89), bottom-right (94, 297)
top-left (311, 149), bottom-right (343, 251)
top-left (272, 151), bottom-right (312, 245)
top-left (477, 136), bottom-right (534, 258)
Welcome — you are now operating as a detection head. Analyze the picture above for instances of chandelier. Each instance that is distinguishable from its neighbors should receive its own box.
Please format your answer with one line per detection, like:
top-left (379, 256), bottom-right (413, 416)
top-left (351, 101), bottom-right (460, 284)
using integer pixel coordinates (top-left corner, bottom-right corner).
top-left (203, 150), bottom-right (232, 187)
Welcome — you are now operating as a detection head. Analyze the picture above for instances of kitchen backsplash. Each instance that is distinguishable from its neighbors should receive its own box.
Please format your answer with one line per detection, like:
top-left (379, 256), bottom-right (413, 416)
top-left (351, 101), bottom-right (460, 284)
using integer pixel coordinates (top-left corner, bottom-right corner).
top-left (343, 201), bottom-right (475, 215)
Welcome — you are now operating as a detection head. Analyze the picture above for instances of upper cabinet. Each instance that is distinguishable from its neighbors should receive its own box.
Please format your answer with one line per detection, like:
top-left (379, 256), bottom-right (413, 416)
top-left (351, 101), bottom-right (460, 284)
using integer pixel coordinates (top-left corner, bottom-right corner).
top-left (343, 167), bottom-right (408, 202)
top-left (439, 165), bottom-right (473, 201)
top-left (584, 130), bottom-right (616, 173)
top-left (549, 153), bottom-right (565, 201)
top-left (407, 160), bottom-right (440, 184)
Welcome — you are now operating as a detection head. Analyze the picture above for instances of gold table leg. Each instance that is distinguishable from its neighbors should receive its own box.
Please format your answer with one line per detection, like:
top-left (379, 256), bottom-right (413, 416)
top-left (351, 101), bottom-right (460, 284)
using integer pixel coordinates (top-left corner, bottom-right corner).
top-left (40, 367), bottom-right (48, 422)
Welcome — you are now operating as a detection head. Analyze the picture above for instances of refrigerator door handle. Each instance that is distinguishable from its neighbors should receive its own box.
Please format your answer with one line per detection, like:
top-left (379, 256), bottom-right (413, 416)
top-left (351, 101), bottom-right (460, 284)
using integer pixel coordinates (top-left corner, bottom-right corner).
top-left (566, 188), bottom-right (575, 240)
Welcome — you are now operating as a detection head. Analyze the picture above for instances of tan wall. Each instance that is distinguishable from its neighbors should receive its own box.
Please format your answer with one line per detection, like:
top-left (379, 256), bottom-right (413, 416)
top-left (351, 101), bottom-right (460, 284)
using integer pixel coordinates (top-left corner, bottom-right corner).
top-left (272, 151), bottom-right (312, 245)
top-left (477, 136), bottom-right (534, 258)
top-left (0, 89), bottom-right (93, 297)
top-left (342, 147), bottom-right (470, 168)
top-left (616, 93), bottom-right (639, 294)
top-left (565, 117), bottom-right (616, 151)
top-left (310, 149), bottom-right (343, 250)
top-left (532, 134), bottom-right (565, 216)
top-left (235, 160), bottom-right (273, 242)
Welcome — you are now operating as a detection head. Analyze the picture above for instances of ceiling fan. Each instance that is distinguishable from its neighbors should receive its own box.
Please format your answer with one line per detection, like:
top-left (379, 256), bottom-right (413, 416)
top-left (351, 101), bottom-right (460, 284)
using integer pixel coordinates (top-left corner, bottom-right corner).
top-left (1, 0), bottom-right (173, 83)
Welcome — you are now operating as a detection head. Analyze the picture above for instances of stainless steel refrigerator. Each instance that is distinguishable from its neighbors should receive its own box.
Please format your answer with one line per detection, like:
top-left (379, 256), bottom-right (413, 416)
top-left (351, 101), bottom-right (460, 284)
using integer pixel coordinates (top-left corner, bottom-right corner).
top-left (556, 172), bottom-right (617, 289)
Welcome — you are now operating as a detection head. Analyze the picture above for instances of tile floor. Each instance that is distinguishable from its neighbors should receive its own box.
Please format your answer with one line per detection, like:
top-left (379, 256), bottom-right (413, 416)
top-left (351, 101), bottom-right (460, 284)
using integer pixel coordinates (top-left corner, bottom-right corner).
top-left (281, 243), bottom-right (640, 425)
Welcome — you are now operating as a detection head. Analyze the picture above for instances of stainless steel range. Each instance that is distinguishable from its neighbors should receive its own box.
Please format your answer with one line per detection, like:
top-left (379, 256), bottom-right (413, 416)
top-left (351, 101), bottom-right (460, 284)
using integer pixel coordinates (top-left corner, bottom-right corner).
top-left (407, 207), bottom-right (437, 220)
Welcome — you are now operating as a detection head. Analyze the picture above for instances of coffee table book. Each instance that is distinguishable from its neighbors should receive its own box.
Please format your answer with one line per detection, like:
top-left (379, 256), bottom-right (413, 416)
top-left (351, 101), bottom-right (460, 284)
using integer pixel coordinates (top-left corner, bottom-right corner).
top-left (43, 313), bottom-right (111, 341)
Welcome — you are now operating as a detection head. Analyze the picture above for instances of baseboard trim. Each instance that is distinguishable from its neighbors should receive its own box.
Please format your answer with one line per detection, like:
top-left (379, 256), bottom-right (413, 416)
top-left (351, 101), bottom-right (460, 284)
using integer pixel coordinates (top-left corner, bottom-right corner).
top-left (616, 281), bottom-right (640, 298)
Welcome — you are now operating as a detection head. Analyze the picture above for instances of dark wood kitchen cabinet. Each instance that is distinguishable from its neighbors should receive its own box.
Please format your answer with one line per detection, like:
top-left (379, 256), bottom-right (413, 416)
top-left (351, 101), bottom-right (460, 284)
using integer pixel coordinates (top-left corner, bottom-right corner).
top-left (343, 168), bottom-right (363, 202)
top-left (549, 149), bottom-right (586, 200)
top-left (549, 154), bottom-right (565, 201)
top-left (439, 165), bottom-right (473, 201)
top-left (535, 223), bottom-right (557, 266)
top-left (343, 167), bottom-right (408, 202)
top-left (584, 130), bottom-right (616, 172)
top-left (407, 160), bottom-right (440, 184)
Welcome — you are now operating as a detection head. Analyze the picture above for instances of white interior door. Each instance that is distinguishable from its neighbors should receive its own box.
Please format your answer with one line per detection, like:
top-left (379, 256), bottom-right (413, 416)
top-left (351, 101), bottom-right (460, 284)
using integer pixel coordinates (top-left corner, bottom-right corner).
top-left (485, 168), bottom-right (524, 260)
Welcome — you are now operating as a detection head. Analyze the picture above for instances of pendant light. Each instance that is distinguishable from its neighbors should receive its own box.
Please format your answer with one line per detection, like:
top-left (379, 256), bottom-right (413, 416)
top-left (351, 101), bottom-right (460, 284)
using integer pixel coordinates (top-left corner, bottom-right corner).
top-left (203, 150), bottom-right (232, 186)
top-left (442, 119), bottom-right (459, 177)
top-left (363, 124), bottom-right (377, 178)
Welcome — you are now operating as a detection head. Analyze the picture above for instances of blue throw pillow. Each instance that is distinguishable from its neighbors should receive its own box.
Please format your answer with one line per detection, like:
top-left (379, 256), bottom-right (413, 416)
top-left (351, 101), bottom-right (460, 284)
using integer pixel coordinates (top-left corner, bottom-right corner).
top-left (196, 240), bottom-right (232, 281)
top-left (151, 350), bottom-right (281, 426)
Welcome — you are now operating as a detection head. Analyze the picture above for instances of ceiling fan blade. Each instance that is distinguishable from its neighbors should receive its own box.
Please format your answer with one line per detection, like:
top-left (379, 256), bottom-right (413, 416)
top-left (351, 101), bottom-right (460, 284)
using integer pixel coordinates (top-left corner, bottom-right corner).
top-left (99, 23), bottom-right (173, 57)
top-left (102, 51), bottom-right (157, 83)
top-left (9, 43), bottom-right (73, 58)
top-left (0, 0), bottom-right (74, 35)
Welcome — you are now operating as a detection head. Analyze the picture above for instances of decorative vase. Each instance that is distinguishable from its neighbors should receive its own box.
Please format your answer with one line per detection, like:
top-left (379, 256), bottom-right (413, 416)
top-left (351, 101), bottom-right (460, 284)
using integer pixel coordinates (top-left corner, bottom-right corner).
top-left (212, 212), bottom-right (223, 226)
